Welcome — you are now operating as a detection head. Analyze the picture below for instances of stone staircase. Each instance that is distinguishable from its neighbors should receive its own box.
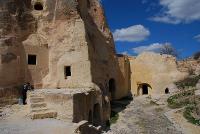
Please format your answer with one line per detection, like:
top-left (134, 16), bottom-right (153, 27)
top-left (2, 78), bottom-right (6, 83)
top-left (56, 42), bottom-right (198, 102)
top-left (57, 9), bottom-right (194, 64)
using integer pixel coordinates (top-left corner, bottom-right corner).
top-left (29, 94), bottom-right (57, 119)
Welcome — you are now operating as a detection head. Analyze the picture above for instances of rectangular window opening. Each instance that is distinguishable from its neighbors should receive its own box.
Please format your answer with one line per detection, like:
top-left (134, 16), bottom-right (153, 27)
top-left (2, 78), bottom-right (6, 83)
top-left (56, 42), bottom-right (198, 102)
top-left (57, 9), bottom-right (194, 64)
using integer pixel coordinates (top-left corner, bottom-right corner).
top-left (64, 66), bottom-right (71, 78)
top-left (28, 54), bottom-right (37, 65)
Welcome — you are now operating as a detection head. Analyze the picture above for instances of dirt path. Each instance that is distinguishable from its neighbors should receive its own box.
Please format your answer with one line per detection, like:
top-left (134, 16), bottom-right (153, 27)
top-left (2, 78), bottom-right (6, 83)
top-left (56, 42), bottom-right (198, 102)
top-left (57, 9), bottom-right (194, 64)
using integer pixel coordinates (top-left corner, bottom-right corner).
top-left (106, 96), bottom-right (182, 134)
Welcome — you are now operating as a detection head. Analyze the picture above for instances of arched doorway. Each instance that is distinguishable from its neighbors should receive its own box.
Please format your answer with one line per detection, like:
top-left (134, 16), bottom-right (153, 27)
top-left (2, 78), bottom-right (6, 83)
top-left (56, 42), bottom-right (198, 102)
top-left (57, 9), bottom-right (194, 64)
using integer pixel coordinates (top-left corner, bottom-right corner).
top-left (137, 83), bottom-right (152, 95)
top-left (93, 104), bottom-right (101, 126)
top-left (109, 79), bottom-right (116, 99)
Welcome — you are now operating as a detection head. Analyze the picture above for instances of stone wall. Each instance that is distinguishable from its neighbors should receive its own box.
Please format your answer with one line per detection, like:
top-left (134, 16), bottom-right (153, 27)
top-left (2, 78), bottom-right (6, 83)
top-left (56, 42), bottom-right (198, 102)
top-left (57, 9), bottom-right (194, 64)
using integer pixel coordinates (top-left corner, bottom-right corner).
top-left (130, 52), bottom-right (186, 96)
top-left (116, 54), bottom-right (131, 98)
top-left (0, 0), bottom-right (125, 95)
top-left (0, 87), bottom-right (20, 106)
top-left (27, 88), bottom-right (105, 126)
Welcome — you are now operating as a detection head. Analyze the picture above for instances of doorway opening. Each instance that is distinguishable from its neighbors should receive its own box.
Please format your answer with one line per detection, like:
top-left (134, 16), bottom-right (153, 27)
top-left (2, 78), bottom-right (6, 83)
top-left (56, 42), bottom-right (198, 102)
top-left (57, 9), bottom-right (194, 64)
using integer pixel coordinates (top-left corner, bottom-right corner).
top-left (137, 83), bottom-right (152, 95)
top-left (165, 88), bottom-right (169, 94)
top-left (142, 84), bottom-right (148, 95)
top-left (93, 103), bottom-right (101, 126)
top-left (88, 110), bottom-right (92, 124)
top-left (109, 79), bottom-right (116, 99)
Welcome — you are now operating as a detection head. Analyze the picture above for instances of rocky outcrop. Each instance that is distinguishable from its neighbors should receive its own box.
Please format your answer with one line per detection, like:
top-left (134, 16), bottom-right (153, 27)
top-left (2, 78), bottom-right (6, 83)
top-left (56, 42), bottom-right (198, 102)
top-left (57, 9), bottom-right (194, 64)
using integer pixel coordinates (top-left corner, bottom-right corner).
top-left (178, 58), bottom-right (200, 75)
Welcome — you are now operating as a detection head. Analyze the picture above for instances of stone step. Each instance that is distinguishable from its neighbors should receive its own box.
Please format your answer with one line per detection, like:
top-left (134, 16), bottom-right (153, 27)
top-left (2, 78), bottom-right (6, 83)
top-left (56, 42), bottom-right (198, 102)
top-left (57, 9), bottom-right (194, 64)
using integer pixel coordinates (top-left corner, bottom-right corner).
top-left (30, 110), bottom-right (57, 119)
top-left (31, 108), bottom-right (48, 113)
top-left (30, 97), bottom-right (45, 103)
top-left (30, 95), bottom-right (43, 98)
top-left (30, 103), bottom-right (47, 109)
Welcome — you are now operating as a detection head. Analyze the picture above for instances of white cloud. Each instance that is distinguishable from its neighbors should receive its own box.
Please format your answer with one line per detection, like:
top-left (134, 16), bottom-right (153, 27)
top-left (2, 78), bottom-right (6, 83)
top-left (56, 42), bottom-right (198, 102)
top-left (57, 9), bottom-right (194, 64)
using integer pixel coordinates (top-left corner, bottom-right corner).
top-left (194, 34), bottom-right (200, 42)
top-left (132, 43), bottom-right (169, 54)
top-left (113, 25), bottom-right (150, 42)
top-left (150, 0), bottom-right (200, 24)
top-left (150, 16), bottom-right (181, 24)
top-left (121, 51), bottom-right (128, 55)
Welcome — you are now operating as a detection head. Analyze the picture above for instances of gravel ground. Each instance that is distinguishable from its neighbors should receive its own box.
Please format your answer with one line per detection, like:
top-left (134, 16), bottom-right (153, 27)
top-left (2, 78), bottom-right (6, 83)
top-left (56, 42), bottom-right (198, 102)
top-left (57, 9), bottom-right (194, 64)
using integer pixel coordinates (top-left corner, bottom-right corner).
top-left (105, 96), bottom-right (182, 134)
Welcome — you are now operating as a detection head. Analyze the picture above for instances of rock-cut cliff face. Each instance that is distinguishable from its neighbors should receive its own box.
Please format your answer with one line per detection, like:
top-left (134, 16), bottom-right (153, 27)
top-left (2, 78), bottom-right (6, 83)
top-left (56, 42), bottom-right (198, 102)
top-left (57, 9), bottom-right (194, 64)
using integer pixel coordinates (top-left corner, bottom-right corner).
top-left (0, 0), bottom-right (36, 87)
top-left (0, 0), bottom-right (118, 90)
top-left (0, 0), bottom-right (121, 125)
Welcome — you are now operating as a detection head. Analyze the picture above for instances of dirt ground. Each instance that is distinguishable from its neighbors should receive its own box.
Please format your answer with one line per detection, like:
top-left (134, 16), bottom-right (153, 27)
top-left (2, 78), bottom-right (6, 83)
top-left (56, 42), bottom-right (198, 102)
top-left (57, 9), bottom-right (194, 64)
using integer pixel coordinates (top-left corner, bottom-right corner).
top-left (1, 95), bottom-right (200, 134)
top-left (106, 95), bottom-right (199, 134)
top-left (0, 104), bottom-right (75, 134)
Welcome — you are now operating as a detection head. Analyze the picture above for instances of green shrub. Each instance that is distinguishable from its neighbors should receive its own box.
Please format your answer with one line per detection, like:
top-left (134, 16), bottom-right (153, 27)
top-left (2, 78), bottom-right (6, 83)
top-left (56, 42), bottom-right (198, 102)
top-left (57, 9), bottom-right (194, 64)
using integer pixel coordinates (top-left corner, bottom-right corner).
top-left (183, 105), bottom-right (200, 126)
top-left (167, 90), bottom-right (194, 109)
top-left (175, 75), bottom-right (200, 89)
top-left (110, 111), bottom-right (119, 124)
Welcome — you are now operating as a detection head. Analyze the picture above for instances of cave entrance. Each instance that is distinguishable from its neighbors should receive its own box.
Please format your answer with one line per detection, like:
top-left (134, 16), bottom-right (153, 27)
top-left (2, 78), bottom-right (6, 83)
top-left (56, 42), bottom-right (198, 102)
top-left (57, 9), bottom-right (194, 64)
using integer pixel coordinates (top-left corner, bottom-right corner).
top-left (93, 104), bottom-right (101, 126)
top-left (34, 2), bottom-right (43, 10)
top-left (165, 88), bottom-right (169, 94)
top-left (109, 78), bottom-right (116, 100)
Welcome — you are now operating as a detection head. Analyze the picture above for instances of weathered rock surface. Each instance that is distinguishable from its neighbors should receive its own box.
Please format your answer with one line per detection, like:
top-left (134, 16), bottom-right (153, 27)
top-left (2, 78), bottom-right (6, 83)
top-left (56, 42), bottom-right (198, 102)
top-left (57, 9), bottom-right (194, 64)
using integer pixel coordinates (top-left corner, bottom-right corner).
top-left (129, 52), bottom-right (187, 96)
top-left (0, 0), bottom-right (127, 125)
top-left (105, 96), bottom-right (182, 134)
top-left (178, 58), bottom-right (200, 75)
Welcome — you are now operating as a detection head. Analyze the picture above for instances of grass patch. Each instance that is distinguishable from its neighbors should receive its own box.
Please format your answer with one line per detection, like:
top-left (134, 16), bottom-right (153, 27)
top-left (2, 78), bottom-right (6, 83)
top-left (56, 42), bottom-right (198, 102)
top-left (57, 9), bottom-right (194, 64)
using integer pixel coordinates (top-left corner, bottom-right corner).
top-left (167, 90), bottom-right (195, 109)
top-left (110, 111), bottom-right (119, 124)
top-left (183, 105), bottom-right (200, 126)
top-left (175, 75), bottom-right (200, 89)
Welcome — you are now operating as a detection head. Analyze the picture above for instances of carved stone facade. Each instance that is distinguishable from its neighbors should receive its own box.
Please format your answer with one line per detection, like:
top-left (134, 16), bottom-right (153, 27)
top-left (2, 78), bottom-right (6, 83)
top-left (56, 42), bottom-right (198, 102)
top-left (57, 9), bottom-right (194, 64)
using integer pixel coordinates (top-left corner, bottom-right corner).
top-left (0, 0), bottom-right (129, 126)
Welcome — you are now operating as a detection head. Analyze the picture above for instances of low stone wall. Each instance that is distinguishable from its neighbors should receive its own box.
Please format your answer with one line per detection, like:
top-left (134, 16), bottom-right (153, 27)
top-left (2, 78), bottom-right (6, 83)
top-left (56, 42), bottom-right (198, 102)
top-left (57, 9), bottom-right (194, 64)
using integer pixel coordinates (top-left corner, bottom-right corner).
top-left (27, 88), bottom-right (104, 125)
top-left (0, 87), bottom-right (20, 106)
top-left (43, 91), bottom-right (74, 121)
top-left (73, 89), bottom-right (102, 123)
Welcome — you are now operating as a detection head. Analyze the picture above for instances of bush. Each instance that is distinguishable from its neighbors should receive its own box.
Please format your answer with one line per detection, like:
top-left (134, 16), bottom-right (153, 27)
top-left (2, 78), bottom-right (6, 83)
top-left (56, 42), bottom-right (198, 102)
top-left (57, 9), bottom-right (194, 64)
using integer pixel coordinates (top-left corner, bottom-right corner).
top-left (159, 43), bottom-right (178, 58)
top-left (167, 90), bottom-right (195, 109)
top-left (110, 111), bottom-right (119, 124)
top-left (175, 75), bottom-right (200, 89)
top-left (183, 105), bottom-right (200, 126)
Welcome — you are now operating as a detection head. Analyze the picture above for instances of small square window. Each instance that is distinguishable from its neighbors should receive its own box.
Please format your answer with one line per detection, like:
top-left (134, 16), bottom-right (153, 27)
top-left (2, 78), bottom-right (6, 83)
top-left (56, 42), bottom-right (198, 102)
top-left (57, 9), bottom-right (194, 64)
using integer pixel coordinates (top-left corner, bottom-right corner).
top-left (28, 54), bottom-right (37, 65)
top-left (64, 66), bottom-right (71, 78)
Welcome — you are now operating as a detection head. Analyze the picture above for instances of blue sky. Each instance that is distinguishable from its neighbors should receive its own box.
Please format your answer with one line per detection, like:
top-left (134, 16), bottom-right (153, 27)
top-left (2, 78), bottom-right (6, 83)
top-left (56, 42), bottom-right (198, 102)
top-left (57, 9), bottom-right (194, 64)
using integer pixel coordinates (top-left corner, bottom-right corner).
top-left (102, 0), bottom-right (200, 58)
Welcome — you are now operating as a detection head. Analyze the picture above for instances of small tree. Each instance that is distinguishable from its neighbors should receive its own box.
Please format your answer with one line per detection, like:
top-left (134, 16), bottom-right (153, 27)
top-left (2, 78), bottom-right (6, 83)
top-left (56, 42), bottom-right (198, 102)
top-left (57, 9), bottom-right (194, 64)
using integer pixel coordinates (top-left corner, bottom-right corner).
top-left (160, 43), bottom-right (178, 58)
